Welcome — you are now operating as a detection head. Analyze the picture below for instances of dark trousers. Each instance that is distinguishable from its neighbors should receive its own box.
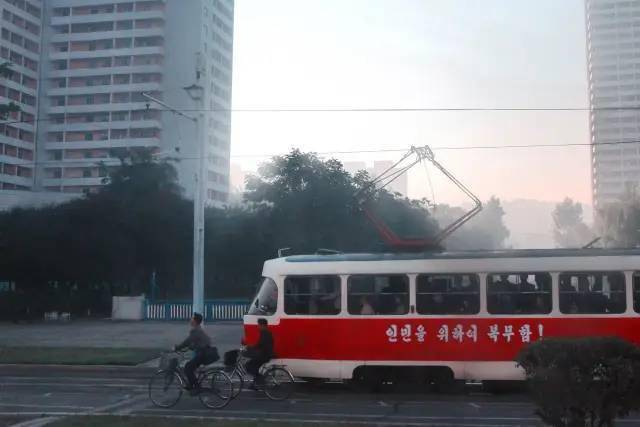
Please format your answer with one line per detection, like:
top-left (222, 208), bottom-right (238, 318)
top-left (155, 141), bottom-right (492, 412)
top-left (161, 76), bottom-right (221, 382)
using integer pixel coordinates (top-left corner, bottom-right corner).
top-left (246, 358), bottom-right (268, 382)
top-left (184, 351), bottom-right (209, 388)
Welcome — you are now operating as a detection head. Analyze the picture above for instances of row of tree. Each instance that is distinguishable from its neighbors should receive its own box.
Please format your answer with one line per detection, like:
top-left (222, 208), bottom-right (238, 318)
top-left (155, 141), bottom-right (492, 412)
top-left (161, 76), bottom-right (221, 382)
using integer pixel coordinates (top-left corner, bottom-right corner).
top-left (552, 190), bottom-right (640, 249)
top-left (0, 149), bottom-right (511, 317)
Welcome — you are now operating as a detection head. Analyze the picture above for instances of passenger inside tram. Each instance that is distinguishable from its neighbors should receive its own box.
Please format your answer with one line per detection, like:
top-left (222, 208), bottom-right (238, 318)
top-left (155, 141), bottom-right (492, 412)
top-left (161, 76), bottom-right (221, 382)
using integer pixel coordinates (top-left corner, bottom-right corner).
top-left (392, 295), bottom-right (407, 315)
top-left (559, 273), bottom-right (625, 314)
top-left (487, 273), bottom-right (551, 314)
top-left (488, 274), bottom-right (517, 313)
top-left (359, 296), bottom-right (375, 315)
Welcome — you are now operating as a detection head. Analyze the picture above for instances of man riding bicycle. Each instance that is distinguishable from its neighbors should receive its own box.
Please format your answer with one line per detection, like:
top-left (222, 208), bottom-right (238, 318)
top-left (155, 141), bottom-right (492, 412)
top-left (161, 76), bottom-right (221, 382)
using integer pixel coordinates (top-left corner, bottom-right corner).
top-left (174, 312), bottom-right (218, 394)
top-left (244, 318), bottom-right (273, 387)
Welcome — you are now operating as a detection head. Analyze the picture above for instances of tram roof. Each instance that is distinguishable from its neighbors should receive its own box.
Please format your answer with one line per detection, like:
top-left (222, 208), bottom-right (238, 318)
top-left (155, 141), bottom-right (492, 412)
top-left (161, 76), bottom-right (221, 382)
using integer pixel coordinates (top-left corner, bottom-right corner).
top-left (283, 248), bottom-right (640, 263)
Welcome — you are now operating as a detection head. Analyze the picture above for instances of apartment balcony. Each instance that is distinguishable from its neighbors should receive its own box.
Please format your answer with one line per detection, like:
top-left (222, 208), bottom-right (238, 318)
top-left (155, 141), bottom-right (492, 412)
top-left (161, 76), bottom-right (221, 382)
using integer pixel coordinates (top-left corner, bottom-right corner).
top-left (42, 177), bottom-right (105, 187)
top-left (2, 41), bottom-right (40, 67)
top-left (44, 136), bottom-right (161, 150)
top-left (0, 135), bottom-right (34, 150)
top-left (50, 10), bottom-right (165, 26)
top-left (1, 20), bottom-right (41, 56)
top-left (47, 101), bottom-right (153, 115)
top-left (0, 155), bottom-right (32, 167)
top-left (0, 174), bottom-right (33, 187)
top-left (0, 99), bottom-right (36, 115)
top-left (47, 82), bottom-right (162, 97)
top-left (46, 119), bottom-right (163, 132)
top-left (40, 157), bottom-right (123, 167)
top-left (50, 27), bottom-right (165, 43)
top-left (47, 64), bottom-right (163, 78)
top-left (2, 78), bottom-right (37, 97)
top-left (49, 45), bottom-right (164, 61)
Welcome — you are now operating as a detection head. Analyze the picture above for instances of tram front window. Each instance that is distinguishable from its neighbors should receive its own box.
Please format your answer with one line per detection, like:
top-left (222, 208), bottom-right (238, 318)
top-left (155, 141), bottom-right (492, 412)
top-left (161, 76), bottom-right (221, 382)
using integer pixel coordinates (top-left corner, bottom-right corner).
top-left (248, 277), bottom-right (278, 316)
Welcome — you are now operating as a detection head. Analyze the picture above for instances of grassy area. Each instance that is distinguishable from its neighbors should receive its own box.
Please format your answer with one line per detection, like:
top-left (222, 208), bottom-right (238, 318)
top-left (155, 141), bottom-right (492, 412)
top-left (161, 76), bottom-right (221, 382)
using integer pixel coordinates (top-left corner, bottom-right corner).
top-left (49, 417), bottom-right (393, 427)
top-left (0, 347), bottom-right (160, 366)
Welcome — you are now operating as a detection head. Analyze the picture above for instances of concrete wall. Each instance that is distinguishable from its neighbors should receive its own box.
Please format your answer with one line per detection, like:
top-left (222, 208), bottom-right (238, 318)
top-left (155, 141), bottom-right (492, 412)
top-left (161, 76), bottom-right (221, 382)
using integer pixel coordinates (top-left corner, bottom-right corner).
top-left (111, 295), bottom-right (145, 320)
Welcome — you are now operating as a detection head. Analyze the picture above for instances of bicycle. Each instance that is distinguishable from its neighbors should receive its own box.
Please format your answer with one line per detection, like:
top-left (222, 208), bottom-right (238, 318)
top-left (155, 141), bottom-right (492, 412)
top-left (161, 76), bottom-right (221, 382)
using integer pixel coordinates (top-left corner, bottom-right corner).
top-left (224, 348), bottom-right (296, 401)
top-left (148, 350), bottom-right (233, 409)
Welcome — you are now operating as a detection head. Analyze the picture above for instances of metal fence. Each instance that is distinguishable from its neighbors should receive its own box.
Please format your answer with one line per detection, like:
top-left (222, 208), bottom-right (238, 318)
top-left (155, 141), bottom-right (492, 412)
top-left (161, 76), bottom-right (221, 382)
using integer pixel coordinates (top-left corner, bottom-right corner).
top-left (145, 300), bottom-right (250, 321)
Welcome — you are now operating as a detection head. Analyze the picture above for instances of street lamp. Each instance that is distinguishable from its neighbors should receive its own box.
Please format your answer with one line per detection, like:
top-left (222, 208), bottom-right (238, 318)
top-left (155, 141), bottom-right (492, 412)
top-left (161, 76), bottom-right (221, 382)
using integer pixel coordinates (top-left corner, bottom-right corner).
top-left (142, 83), bottom-right (206, 317)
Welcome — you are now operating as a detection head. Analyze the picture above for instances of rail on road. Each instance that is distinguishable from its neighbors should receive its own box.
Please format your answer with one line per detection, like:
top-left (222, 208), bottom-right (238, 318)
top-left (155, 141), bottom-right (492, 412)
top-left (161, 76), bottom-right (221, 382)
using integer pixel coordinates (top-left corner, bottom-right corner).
top-left (145, 300), bottom-right (250, 321)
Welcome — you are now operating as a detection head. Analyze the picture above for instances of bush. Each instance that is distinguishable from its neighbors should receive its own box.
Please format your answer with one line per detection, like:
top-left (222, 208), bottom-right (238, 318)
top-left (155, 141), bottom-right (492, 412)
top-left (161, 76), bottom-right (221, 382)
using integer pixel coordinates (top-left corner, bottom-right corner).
top-left (517, 337), bottom-right (640, 427)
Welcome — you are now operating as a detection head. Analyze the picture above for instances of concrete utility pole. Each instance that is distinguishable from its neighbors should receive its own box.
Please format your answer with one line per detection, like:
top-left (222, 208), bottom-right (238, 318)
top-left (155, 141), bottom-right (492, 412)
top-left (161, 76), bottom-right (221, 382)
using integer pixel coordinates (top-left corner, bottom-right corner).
top-left (142, 82), bottom-right (206, 316)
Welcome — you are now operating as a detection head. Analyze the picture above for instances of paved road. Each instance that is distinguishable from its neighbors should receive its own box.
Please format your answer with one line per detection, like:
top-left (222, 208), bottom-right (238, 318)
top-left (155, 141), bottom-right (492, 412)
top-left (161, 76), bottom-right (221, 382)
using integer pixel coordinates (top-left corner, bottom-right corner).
top-left (3, 365), bottom-right (640, 426)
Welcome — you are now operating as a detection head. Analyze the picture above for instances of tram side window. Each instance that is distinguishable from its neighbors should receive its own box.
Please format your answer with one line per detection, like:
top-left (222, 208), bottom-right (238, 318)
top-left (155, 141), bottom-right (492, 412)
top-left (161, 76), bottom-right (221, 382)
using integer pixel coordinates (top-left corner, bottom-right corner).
top-left (634, 273), bottom-right (640, 313)
top-left (247, 277), bottom-right (278, 316)
top-left (559, 272), bottom-right (626, 314)
top-left (347, 275), bottom-right (409, 315)
top-left (416, 274), bottom-right (479, 315)
top-left (487, 273), bottom-right (552, 314)
top-left (284, 276), bottom-right (341, 315)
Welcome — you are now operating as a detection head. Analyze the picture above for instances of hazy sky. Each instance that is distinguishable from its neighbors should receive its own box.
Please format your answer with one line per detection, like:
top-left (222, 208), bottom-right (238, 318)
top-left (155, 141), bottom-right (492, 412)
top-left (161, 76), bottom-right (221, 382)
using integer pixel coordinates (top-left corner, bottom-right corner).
top-left (230, 0), bottom-right (590, 206)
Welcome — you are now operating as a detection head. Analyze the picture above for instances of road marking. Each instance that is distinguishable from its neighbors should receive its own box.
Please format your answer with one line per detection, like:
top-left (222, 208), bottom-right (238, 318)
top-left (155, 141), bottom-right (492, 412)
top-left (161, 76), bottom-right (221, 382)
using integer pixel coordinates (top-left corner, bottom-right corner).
top-left (469, 402), bottom-right (481, 409)
top-left (378, 401), bottom-right (389, 407)
top-left (0, 403), bottom-right (93, 410)
top-left (9, 416), bottom-right (61, 427)
top-left (43, 393), bottom-right (52, 397)
top-left (2, 375), bottom-right (142, 383)
top-left (0, 381), bottom-right (146, 389)
top-left (2, 411), bottom-right (640, 426)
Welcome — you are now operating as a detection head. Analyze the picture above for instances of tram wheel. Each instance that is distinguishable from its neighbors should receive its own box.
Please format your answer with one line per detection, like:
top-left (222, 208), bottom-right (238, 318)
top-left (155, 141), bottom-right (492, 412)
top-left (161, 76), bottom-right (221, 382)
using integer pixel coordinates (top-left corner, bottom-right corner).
top-left (429, 368), bottom-right (463, 394)
top-left (351, 366), bottom-right (384, 393)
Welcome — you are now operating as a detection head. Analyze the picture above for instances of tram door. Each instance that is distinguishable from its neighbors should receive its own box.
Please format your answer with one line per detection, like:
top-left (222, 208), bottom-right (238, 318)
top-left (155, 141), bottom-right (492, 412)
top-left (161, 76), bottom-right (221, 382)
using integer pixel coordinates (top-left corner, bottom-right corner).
top-left (283, 275), bottom-right (342, 378)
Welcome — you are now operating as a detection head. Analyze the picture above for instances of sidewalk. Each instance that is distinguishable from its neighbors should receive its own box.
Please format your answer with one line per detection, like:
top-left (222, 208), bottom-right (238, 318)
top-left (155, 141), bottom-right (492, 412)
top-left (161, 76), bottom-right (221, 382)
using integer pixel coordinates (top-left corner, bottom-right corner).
top-left (0, 320), bottom-right (243, 353)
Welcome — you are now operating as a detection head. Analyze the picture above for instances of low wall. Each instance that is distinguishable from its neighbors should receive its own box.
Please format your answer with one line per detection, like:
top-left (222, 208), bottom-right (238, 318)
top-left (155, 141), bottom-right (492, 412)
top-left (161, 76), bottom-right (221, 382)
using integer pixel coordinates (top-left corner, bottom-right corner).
top-left (112, 295), bottom-right (146, 320)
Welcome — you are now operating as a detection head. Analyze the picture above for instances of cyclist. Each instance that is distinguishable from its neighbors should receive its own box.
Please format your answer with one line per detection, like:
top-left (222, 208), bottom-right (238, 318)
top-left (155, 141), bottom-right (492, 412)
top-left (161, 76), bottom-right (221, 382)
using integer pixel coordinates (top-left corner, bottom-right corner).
top-left (244, 318), bottom-right (274, 387)
top-left (174, 312), bottom-right (217, 394)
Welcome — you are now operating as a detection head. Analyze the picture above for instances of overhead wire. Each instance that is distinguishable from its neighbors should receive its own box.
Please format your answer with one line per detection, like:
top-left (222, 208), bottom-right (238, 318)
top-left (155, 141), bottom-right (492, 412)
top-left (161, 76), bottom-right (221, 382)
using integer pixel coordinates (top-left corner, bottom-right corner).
top-left (3, 138), bottom-right (640, 168)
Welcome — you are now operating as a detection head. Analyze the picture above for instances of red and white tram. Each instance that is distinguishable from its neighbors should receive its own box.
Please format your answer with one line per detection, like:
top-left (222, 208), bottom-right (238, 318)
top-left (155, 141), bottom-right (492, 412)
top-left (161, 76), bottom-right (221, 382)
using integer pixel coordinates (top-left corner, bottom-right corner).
top-left (243, 249), bottom-right (640, 386)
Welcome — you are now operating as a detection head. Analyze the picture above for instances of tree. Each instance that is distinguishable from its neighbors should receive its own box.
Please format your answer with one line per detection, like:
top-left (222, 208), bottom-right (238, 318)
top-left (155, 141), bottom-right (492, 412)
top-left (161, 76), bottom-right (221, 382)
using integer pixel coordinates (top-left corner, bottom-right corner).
top-left (597, 186), bottom-right (640, 248)
top-left (0, 62), bottom-right (20, 119)
top-left (244, 149), bottom-right (439, 254)
top-left (553, 198), bottom-right (594, 248)
top-left (517, 337), bottom-right (640, 426)
top-left (0, 151), bottom-right (194, 316)
top-left (434, 196), bottom-right (510, 250)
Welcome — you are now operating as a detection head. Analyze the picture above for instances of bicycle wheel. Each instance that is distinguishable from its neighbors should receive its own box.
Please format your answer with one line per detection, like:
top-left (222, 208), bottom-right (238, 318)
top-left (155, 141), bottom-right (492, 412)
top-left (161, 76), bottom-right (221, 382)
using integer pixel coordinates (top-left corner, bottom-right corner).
top-left (263, 366), bottom-right (295, 401)
top-left (229, 368), bottom-right (244, 399)
top-left (148, 370), bottom-right (183, 408)
top-left (198, 370), bottom-right (233, 409)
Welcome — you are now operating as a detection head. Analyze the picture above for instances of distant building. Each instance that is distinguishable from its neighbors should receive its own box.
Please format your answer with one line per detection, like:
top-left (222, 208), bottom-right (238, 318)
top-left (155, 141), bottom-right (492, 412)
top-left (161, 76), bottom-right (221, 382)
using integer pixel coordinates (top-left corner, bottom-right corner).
top-left (0, 0), bottom-right (234, 207)
top-left (0, 0), bottom-right (42, 192)
top-left (343, 160), bottom-right (408, 196)
top-left (586, 0), bottom-right (640, 207)
top-left (229, 162), bottom-right (246, 193)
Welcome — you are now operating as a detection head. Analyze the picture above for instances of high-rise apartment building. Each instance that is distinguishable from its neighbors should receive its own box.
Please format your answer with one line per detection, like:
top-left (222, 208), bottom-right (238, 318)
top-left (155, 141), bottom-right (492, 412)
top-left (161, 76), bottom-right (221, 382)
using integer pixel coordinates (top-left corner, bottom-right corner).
top-left (586, 0), bottom-right (640, 208)
top-left (0, 0), bottom-right (233, 205)
top-left (0, 0), bottom-right (42, 191)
